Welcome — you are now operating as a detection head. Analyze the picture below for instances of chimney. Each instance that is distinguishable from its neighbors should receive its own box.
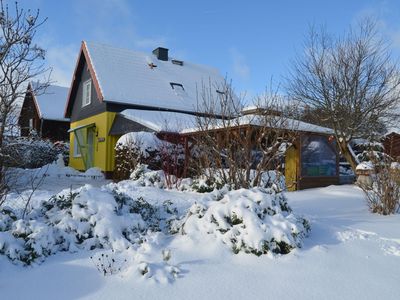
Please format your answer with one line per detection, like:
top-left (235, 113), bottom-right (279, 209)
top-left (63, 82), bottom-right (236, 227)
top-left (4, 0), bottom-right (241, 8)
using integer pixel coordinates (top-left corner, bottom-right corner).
top-left (152, 47), bottom-right (169, 61)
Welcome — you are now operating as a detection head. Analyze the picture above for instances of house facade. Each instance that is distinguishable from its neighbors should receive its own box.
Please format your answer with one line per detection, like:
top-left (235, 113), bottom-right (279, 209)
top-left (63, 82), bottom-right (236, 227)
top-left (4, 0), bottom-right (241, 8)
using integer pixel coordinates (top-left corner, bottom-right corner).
top-left (383, 131), bottom-right (400, 160)
top-left (19, 83), bottom-right (70, 141)
top-left (64, 41), bottom-right (225, 177)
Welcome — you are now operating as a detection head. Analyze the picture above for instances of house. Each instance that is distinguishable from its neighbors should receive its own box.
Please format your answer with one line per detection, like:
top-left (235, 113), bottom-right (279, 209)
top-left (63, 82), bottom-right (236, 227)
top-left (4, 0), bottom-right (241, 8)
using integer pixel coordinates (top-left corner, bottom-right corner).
top-left (383, 131), bottom-right (400, 160)
top-left (65, 41), bottom-right (339, 189)
top-left (64, 41), bottom-right (226, 177)
top-left (19, 83), bottom-right (70, 141)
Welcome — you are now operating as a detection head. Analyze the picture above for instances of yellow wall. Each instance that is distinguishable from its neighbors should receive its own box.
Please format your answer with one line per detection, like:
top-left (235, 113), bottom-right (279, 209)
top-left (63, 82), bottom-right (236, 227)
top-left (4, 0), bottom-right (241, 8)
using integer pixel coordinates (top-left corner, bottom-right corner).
top-left (69, 112), bottom-right (120, 172)
top-left (285, 145), bottom-right (299, 191)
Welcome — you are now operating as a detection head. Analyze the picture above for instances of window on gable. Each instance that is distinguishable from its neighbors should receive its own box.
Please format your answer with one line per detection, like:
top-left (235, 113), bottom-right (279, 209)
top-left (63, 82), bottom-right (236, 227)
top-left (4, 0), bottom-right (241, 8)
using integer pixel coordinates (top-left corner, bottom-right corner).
top-left (82, 79), bottom-right (92, 107)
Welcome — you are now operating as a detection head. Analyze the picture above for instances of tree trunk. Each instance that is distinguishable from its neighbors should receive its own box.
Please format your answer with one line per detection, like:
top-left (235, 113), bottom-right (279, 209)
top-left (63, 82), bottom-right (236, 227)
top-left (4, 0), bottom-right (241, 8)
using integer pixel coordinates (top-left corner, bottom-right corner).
top-left (338, 140), bottom-right (358, 172)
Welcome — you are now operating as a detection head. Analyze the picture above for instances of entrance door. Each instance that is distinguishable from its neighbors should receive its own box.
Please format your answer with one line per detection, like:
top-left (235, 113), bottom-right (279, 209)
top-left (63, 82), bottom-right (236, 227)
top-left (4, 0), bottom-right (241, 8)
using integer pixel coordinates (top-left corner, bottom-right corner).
top-left (71, 123), bottom-right (96, 170)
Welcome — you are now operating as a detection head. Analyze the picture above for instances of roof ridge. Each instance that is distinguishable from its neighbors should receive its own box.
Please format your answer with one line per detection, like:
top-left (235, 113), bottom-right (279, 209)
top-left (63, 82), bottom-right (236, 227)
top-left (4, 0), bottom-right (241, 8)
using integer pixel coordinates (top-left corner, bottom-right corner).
top-left (83, 40), bottom-right (220, 73)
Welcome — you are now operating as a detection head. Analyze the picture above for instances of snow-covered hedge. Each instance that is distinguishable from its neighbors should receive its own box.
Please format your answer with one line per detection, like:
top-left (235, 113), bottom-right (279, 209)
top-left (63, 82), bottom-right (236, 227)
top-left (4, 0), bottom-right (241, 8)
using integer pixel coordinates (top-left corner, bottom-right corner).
top-left (127, 164), bottom-right (286, 193)
top-left (0, 170), bottom-right (309, 264)
top-left (4, 137), bottom-right (69, 168)
top-left (171, 188), bottom-right (310, 255)
top-left (0, 185), bottom-right (178, 265)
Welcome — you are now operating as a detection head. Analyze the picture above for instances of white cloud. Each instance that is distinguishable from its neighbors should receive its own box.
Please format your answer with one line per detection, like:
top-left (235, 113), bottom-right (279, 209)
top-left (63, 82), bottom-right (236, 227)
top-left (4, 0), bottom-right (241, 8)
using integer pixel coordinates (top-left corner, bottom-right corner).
top-left (353, 2), bottom-right (400, 52)
top-left (230, 48), bottom-right (250, 81)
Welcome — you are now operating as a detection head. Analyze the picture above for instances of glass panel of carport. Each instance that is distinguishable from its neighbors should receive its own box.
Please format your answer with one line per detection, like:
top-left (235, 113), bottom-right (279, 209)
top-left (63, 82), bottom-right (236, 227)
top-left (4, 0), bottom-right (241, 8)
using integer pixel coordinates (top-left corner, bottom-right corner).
top-left (285, 133), bottom-right (338, 191)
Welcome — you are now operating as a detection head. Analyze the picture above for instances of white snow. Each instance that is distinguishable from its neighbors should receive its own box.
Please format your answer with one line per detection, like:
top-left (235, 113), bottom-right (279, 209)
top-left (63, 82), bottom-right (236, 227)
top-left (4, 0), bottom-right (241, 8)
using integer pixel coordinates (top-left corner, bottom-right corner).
top-left (32, 84), bottom-right (70, 121)
top-left (182, 114), bottom-right (334, 135)
top-left (85, 41), bottom-right (226, 114)
top-left (356, 161), bottom-right (374, 171)
top-left (1, 173), bottom-right (400, 299)
top-left (121, 109), bottom-right (199, 133)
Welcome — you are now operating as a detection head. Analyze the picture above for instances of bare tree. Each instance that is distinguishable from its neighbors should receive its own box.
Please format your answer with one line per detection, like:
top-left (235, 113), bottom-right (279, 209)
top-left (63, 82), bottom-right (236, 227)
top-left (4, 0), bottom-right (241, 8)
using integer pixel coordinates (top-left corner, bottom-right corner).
top-left (288, 19), bottom-right (400, 171)
top-left (0, 0), bottom-right (49, 205)
top-left (192, 80), bottom-right (299, 190)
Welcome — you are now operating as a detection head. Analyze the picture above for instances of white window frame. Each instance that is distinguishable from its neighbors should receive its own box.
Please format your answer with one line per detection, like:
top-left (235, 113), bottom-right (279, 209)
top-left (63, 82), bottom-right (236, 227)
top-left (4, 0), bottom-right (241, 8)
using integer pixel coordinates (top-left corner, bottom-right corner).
top-left (29, 118), bottom-right (33, 129)
top-left (82, 79), bottom-right (92, 107)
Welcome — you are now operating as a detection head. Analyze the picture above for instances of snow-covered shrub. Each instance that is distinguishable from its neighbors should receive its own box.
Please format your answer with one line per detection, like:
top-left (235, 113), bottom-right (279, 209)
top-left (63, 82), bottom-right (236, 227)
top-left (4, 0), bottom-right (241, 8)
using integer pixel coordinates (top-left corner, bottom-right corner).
top-left (0, 185), bottom-right (179, 265)
top-left (114, 132), bottom-right (185, 184)
top-left (114, 132), bottom-right (162, 181)
top-left (3, 137), bottom-right (68, 169)
top-left (171, 188), bottom-right (309, 256)
top-left (186, 170), bottom-right (285, 193)
top-left (351, 141), bottom-right (400, 214)
top-left (129, 164), bottom-right (166, 188)
top-left (353, 141), bottom-right (386, 163)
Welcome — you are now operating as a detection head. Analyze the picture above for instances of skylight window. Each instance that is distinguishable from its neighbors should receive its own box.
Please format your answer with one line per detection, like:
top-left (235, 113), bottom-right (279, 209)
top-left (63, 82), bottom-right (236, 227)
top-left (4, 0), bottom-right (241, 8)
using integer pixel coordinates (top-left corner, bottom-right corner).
top-left (170, 82), bottom-right (184, 90)
top-left (171, 59), bottom-right (184, 66)
top-left (170, 82), bottom-right (187, 99)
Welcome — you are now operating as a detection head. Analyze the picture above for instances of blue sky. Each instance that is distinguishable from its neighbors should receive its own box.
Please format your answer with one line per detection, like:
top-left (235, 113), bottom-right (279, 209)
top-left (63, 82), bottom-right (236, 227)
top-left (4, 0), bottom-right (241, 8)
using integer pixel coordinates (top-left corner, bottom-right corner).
top-left (17, 0), bottom-right (400, 99)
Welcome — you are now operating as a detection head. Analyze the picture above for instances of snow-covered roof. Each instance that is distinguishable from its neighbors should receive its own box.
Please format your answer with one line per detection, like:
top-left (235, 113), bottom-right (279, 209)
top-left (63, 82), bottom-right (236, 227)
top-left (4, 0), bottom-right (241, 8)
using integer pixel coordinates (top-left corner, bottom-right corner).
top-left (32, 84), bottom-right (69, 121)
top-left (121, 109), bottom-right (199, 133)
top-left (121, 108), bottom-right (334, 135)
top-left (85, 41), bottom-right (226, 114)
top-left (182, 114), bottom-right (334, 135)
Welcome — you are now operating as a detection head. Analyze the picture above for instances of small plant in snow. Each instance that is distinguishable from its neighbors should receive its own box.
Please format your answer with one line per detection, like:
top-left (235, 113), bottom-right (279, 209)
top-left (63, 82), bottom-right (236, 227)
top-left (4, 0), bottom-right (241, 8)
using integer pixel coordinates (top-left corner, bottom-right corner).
top-left (137, 249), bottom-right (180, 283)
top-left (162, 249), bottom-right (171, 262)
top-left (90, 250), bottom-right (128, 276)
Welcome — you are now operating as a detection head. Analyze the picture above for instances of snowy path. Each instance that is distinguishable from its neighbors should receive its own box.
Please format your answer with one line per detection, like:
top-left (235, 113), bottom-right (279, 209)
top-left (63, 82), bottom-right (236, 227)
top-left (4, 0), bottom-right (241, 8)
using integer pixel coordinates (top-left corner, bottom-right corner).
top-left (1, 185), bottom-right (399, 300)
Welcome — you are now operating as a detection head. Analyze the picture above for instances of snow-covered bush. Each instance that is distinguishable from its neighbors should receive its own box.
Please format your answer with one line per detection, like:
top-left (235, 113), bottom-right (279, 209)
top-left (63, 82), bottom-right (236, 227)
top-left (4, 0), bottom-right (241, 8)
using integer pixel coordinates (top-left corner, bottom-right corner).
top-left (3, 137), bottom-right (69, 169)
top-left (114, 132), bottom-right (185, 184)
top-left (127, 164), bottom-right (286, 194)
top-left (350, 140), bottom-right (399, 214)
top-left (171, 188), bottom-right (309, 256)
top-left (359, 159), bottom-right (400, 215)
top-left (0, 185), bottom-right (179, 265)
top-left (114, 132), bottom-right (161, 181)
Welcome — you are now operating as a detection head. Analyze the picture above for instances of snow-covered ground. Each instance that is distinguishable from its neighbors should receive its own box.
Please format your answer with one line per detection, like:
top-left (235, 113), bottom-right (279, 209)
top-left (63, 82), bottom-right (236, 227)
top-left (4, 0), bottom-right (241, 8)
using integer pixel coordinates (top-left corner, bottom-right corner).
top-left (1, 174), bottom-right (399, 299)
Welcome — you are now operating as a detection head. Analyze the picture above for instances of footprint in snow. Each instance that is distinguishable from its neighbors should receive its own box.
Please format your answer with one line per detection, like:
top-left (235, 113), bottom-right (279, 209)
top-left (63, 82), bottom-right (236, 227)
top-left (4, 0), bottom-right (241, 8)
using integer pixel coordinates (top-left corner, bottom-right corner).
top-left (336, 228), bottom-right (400, 257)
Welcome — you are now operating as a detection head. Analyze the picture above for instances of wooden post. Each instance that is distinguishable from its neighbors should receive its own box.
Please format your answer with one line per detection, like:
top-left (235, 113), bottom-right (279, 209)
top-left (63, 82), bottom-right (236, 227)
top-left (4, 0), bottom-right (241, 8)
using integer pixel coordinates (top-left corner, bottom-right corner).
top-left (183, 136), bottom-right (189, 178)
